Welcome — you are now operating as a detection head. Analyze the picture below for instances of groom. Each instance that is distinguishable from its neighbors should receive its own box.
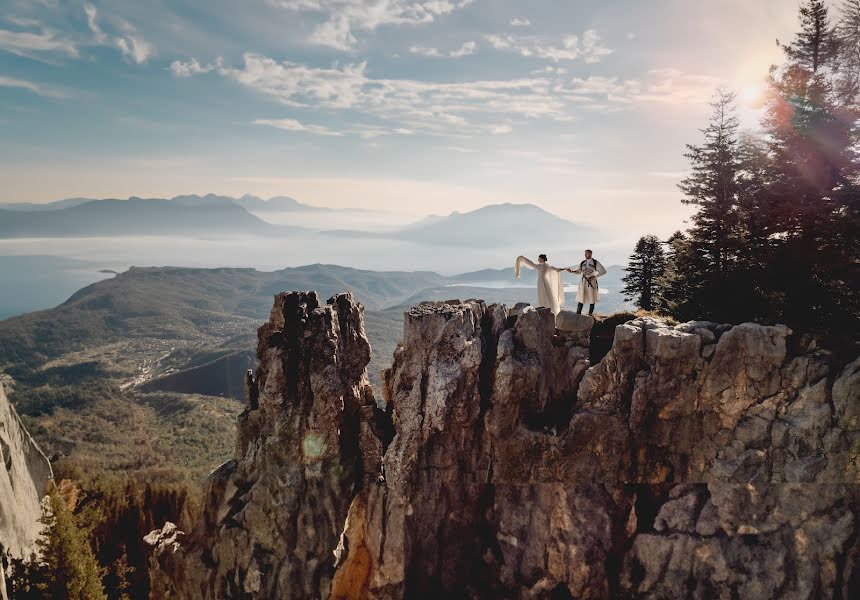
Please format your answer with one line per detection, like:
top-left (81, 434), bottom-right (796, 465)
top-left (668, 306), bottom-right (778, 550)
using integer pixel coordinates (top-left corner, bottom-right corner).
top-left (566, 249), bottom-right (607, 316)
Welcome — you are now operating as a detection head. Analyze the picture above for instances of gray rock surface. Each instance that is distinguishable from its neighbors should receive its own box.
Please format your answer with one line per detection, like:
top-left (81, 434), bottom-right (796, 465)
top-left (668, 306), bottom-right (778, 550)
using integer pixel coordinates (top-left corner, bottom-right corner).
top-left (0, 378), bottom-right (53, 600)
top-left (149, 296), bottom-right (860, 598)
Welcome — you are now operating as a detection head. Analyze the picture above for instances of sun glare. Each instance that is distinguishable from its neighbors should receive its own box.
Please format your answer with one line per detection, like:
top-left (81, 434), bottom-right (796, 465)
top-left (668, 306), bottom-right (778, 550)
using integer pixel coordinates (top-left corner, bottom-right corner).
top-left (740, 82), bottom-right (766, 107)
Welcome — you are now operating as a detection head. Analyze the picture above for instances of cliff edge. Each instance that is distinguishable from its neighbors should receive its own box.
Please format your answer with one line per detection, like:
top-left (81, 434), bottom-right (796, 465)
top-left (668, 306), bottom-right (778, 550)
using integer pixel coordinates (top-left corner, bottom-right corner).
top-left (148, 294), bottom-right (860, 598)
top-left (0, 378), bottom-right (53, 600)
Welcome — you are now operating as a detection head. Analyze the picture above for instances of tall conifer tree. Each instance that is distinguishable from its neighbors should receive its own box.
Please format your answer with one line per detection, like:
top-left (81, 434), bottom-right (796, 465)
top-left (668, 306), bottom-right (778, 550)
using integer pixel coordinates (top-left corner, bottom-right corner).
top-left (622, 235), bottom-right (667, 311)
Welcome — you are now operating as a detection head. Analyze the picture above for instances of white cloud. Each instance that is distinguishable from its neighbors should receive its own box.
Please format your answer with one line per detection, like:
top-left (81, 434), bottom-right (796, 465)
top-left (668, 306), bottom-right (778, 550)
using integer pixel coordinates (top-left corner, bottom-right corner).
top-left (510, 18), bottom-right (530, 27)
top-left (267, 0), bottom-right (473, 50)
top-left (450, 40), bottom-right (476, 57)
top-left (0, 74), bottom-right (67, 98)
top-left (83, 3), bottom-right (154, 64)
top-left (115, 35), bottom-right (153, 64)
top-left (253, 118), bottom-right (344, 136)
top-left (83, 3), bottom-right (106, 44)
top-left (564, 69), bottom-right (722, 107)
top-left (580, 29), bottom-right (612, 64)
top-left (213, 52), bottom-right (566, 136)
top-left (254, 117), bottom-right (415, 138)
top-left (173, 52), bottom-right (720, 138)
top-left (409, 45), bottom-right (442, 57)
top-left (308, 14), bottom-right (356, 51)
top-left (169, 57), bottom-right (216, 77)
top-left (485, 29), bottom-right (612, 63)
top-left (410, 40), bottom-right (475, 58)
top-left (0, 24), bottom-right (78, 58)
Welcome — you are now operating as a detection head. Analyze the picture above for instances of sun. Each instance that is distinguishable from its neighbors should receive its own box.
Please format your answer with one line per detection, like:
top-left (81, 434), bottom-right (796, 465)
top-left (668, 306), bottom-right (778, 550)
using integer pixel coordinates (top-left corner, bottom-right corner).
top-left (740, 83), bottom-right (766, 107)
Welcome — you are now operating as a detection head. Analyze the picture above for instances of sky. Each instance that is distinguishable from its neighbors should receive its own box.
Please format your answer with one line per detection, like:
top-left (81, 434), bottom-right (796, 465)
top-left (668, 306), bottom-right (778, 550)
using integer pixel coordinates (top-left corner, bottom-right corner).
top-left (0, 0), bottom-right (804, 239)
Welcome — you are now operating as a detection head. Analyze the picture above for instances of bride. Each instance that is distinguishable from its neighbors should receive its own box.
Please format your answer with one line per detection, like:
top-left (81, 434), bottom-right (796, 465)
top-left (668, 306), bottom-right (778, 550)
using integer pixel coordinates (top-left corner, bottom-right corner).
top-left (515, 253), bottom-right (565, 315)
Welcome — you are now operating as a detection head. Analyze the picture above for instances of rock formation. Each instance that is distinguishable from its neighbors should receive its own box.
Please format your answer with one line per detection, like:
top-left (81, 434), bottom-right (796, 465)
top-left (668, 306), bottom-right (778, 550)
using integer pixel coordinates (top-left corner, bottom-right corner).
top-left (148, 295), bottom-right (860, 598)
top-left (0, 378), bottom-right (53, 600)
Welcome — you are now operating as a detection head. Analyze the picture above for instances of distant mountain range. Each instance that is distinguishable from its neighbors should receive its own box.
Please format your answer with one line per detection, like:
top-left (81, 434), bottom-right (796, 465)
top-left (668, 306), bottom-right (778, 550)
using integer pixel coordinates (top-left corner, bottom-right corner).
top-left (0, 196), bottom-right (591, 249)
top-left (0, 193), bottom-right (329, 213)
top-left (0, 198), bottom-right (305, 238)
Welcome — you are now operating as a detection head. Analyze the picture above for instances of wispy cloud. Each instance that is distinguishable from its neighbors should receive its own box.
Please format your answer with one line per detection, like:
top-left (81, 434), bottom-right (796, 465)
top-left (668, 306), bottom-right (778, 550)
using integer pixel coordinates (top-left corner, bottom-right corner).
top-left (83, 3), bottom-right (106, 44)
top-left (83, 2), bottom-right (154, 64)
top-left (565, 69), bottom-right (722, 107)
top-left (212, 52), bottom-right (561, 136)
top-left (510, 18), bottom-right (531, 27)
top-left (484, 29), bottom-right (612, 63)
top-left (0, 74), bottom-right (68, 98)
top-left (267, 0), bottom-right (473, 50)
top-left (409, 45), bottom-right (442, 57)
top-left (450, 41), bottom-right (476, 57)
top-left (115, 35), bottom-right (154, 64)
top-left (172, 51), bottom-right (719, 138)
top-left (169, 57), bottom-right (217, 77)
top-left (410, 40), bottom-right (476, 58)
top-left (253, 117), bottom-right (344, 136)
top-left (254, 117), bottom-right (415, 139)
top-left (0, 23), bottom-right (78, 58)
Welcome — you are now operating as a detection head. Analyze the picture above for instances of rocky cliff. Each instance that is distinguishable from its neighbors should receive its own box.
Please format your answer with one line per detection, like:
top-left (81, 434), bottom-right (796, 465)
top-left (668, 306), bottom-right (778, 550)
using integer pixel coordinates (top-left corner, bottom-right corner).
top-left (148, 294), bottom-right (860, 598)
top-left (0, 378), bottom-right (53, 600)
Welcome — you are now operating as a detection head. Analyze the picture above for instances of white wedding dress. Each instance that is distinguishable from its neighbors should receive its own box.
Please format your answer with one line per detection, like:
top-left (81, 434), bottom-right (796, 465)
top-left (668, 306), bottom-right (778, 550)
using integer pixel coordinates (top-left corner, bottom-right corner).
top-left (515, 256), bottom-right (565, 315)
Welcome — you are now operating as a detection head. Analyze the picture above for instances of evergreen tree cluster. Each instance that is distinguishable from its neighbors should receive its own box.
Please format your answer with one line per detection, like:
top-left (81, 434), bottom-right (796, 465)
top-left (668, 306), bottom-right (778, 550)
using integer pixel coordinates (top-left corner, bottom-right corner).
top-left (624, 0), bottom-right (859, 342)
top-left (6, 464), bottom-right (194, 600)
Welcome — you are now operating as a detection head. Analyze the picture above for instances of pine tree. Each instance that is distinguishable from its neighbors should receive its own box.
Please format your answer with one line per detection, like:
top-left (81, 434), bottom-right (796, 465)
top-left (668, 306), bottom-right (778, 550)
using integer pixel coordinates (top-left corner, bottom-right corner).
top-left (655, 231), bottom-right (701, 319)
top-left (735, 132), bottom-right (777, 261)
top-left (780, 0), bottom-right (839, 74)
top-left (622, 235), bottom-right (667, 311)
top-left (764, 0), bottom-right (860, 329)
top-left (34, 485), bottom-right (107, 600)
top-left (836, 0), bottom-right (860, 103)
top-left (678, 88), bottom-right (741, 280)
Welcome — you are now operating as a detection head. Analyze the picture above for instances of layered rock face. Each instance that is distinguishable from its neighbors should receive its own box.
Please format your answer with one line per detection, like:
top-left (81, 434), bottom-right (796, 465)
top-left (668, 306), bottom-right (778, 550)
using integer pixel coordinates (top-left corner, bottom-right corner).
top-left (150, 296), bottom-right (860, 598)
top-left (0, 379), bottom-right (53, 600)
top-left (148, 292), bottom-right (387, 598)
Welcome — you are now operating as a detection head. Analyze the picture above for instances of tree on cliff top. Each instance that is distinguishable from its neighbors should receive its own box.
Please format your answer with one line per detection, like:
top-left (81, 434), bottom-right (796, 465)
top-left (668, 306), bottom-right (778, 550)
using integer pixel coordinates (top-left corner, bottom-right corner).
top-left (780, 0), bottom-right (839, 74)
top-left (643, 0), bottom-right (859, 335)
top-left (622, 235), bottom-right (667, 311)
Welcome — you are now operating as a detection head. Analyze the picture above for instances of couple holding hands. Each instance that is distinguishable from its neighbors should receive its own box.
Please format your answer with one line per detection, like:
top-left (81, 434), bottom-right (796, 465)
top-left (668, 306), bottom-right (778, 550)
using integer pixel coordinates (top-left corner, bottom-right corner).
top-left (515, 249), bottom-right (607, 317)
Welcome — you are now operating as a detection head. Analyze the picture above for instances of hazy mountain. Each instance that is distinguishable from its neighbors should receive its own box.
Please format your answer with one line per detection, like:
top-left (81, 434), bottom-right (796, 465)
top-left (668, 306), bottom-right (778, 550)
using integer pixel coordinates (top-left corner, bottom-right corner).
top-left (328, 203), bottom-right (593, 247)
top-left (0, 198), bottom-right (302, 238)
top-left (0, 197), bottom-right (97, 211)
top-left (406, 203), bottom-right (591, 245)
top-left (235, 194), bottom-right (332, 212)
top-left (170, 193), bottom-right (237, 207)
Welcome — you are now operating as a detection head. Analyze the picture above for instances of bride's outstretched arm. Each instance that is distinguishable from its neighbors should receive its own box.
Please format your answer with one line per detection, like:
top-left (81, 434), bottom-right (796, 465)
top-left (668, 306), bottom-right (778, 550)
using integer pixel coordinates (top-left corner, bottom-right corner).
top-left (515, 255), bottom-right (536, 278)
